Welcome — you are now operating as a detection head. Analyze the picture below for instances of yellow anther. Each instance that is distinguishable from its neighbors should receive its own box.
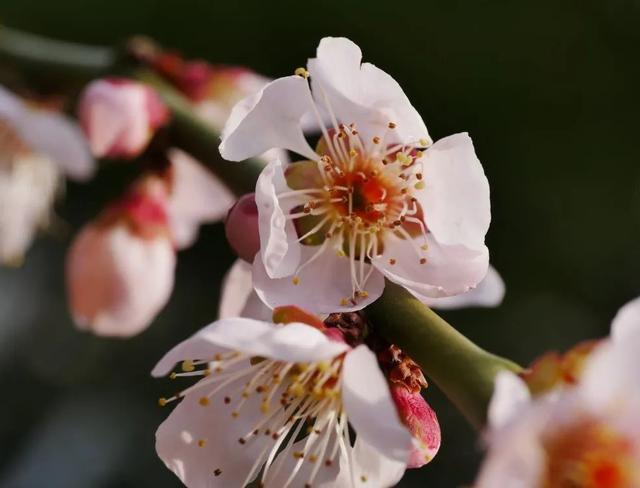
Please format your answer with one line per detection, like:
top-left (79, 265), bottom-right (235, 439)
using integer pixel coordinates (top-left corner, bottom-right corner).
top-left (295, 67), bottom-right (309, 78)
top-left (415, 150), bottom-right (424, 158)
top-left (397, 152), bottom-right (412, 166)
top-left (198, 439), bottom-right (207, 447)
top-left (414, 181), bottom-right (426, 190)
top-left (290, 383), bottom-right (305, 397)
top-left (336, 249), bottom-right (346, 257)
top-left (317, 361), bottom-right (330, 372)
top-left (420, 244), bottom-right (429, 251)
top-left (292, 276), bottom-right (300, 285)
top-left (260, 402), bottom-right (270, 414)
top-left (419, 138), bottom-right (430, 146)
top-left (181, 360), bottom-right (195, 372)
top-left (199, 397), bottom-right (210, 406)
top-left (340, 298), bottom-right (349, 306)
top-left (308, 454), bottom-right (318, 463)
top-left (231, 411), bottom-right (239, 418)
top-left (158, 397), bottom-right (168, 407)
top-left (349, 149), bottom-right (358, 157)
top-left (169, 372), bottom-right (177, 380)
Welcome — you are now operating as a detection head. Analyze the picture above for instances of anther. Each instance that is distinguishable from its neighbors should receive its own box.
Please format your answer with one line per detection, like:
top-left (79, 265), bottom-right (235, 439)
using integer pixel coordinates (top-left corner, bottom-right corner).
top-left (158, 397), bottom-right (168, 407)
top-left (292, 276), bottom-right (300, 285)
top-left (214, 469), bottom-right (222, 477)
top-left (388, 122), bottom-right (397, 129)
top-left (372, 136), bottom-right (381, 144)
top-left (419, 138), bottom-right (430, 146)
top-left (198, 439), bottom-right (206, 447)
top-left (415, 181), bottom-right (426, 190)
top-left (224, 396), bottom-right (231, 404)
top-left (199, 397), bottom-right (210, 406)
top-left (420, 258), bottom-right (427, 264)
top-left (389, 258), bottom-right (396, 265)
top-left (181, 360), bottom-right (195, 372)
top-left (238, 438), bottom-right (246, 444)
top-left (295, 67), bottom-right (310, 78)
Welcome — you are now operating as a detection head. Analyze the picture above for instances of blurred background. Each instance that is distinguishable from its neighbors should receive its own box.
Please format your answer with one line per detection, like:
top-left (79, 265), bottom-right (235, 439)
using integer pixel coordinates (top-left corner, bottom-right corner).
top-left (1, 0), bottom-right (639, 486)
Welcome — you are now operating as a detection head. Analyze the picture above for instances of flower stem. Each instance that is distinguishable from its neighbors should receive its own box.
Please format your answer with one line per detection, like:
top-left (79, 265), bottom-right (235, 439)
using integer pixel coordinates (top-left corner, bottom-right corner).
top-left (366, 280), bottom-right (522, 429)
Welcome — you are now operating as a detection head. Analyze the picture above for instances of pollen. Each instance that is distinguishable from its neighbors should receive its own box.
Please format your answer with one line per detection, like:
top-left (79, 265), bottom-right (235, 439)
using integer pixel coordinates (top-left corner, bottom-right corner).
top-left (295, 67), bottom-right (309, 78)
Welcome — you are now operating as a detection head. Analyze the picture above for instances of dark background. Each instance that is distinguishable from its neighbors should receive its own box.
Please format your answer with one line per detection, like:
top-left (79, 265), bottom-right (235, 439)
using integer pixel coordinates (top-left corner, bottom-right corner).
top-left (1, 0), bottom-right (639, 486)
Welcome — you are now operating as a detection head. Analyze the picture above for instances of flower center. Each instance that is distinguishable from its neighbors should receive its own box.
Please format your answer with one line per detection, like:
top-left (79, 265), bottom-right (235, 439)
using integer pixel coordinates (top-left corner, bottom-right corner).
top-left (281, 123), bottom-right (431, 306)
top-left (159, 349), bottom-right (356, 487)
top-left (542, 419), bottom-right (639, 488)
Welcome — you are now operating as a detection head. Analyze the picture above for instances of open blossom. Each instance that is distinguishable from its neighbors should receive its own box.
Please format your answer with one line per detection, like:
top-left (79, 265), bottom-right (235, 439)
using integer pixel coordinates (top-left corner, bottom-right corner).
top-left (153, 311), bottom-right (426, 487)
top-left (78, 78), bottom-right (169, 159)
top-left (0, 85), bottom-right (94, 264)
top-left (475, 299), bottom-right (640, 487)
top-left (219, 37), bottom-right (492, 313)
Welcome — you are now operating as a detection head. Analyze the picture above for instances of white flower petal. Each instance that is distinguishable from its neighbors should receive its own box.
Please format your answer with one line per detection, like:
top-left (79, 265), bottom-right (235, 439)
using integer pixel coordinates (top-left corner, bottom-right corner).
top-left (373, 233), bottom-right (489, 298)
top-left (156, 379), bottom-right (280, 487)
top-left (0, 153), bottom-right (60, 263)
top-left (219, 76), bottom-right (318, 161)
top-left (166, 149), bottom-right (235, 249)
top-left (0, 85), bottom-right (26, 120)
top-left (152, 318), bottom-right (347, 377)
top-left (342, 345), bottom-right (413, 463)
top-left (255, 160), bottom-right (302, 278)
top-left (66, 224), bottom-right (176, 337)
top-left (349, 437), bottom-right (407, 487)
top-left (417, 265), bottom-right (505, 310)
top-left (417, 133), bottom-right (490, 251)
top-left (611, 296), bottom-right (640, 343)
top-left (218, 259), bottom-right (272, 322)
top-left (307, 37), bottom-right (429, 143)
top-left (487, 371), bottom-right (531, 430)
top-left (252, 245), bottom-right (385, 313)
top-left (16, 110), bottom-right (94, 181)
top-left (580, 326), bottom-right (640, 412)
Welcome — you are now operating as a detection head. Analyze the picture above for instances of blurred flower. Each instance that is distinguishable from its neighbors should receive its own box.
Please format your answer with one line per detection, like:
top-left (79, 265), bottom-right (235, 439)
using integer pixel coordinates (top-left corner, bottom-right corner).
top-left (224, 193), bottom-right (260, 263)
top-left (78, 78), bottom-right (169, 159)
top-left (153, 312), bottom-right (416, 487)
top-left (165, 148), bottom-right (235, 249)
top-left (66, 149), bottom-right (230, 337)
top-left (475, 299), bottom-right (640, 487)
top-left (219, 37), bottom-right (492, 313)
top-left (66, 176), bottom-right (175, 337)
top-left (0, 85), bottom-right (94, 265)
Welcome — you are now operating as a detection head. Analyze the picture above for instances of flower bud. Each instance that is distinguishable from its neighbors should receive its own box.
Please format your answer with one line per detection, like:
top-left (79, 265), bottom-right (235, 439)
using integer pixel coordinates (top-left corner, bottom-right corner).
top-left (224, 192), bottom-right (260, 262)
top-left (390, 385), bottom-right (441, 468)
top-left (66, 177), bottom-right (175, 337)
top-left (78, 78), bottom-right (169, 159)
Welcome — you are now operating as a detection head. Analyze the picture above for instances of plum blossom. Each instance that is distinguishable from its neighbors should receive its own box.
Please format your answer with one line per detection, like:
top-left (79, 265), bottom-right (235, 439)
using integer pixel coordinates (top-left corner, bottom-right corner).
top-left (475, 299), bottom-right (640, 487)
top-left (153, 311), bottom-right (423, 488)
top-left (219, 37), bottom-right (492, 313)
top-left (66, 176), bottom-right (176, 337)
top-left (0, 85), bottom-right (94, 264)
top-left (66, 151), bottom-right (229, 337)
top-left (78, 78), bottom-right (169, 159)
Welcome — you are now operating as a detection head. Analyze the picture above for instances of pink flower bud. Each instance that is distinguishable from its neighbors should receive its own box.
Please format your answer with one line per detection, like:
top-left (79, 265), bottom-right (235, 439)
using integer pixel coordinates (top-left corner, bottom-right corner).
top-left (391, 385), bottom-right (441, 468)
top-left (225, 193), bottom-right (260, 263)
top-left (66, 177), bottom-right (175, 337)
top-left (78, 78), bottom-right (169, 159)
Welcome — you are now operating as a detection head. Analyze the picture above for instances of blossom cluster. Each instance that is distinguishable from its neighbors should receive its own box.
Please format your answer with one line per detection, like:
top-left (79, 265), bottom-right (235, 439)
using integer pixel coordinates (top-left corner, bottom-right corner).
top-left (3, 29), bottom-right (634, 488)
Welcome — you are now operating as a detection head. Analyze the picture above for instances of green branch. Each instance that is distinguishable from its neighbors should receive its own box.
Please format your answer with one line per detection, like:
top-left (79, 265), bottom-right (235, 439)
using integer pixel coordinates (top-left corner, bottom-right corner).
top-left (367, 281), bottom-right (521, 429)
